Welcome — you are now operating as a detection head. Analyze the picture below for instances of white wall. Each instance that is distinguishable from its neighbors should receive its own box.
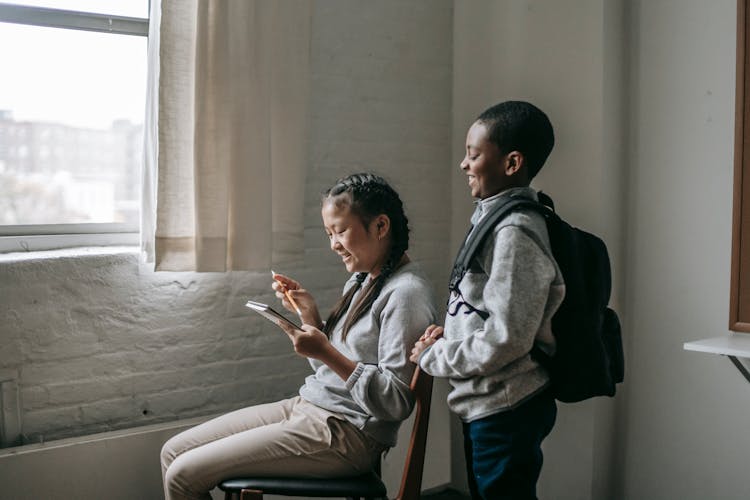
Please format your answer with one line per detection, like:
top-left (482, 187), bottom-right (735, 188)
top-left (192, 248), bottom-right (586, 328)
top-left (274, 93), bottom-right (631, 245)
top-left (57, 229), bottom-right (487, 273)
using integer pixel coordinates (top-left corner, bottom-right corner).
top-left (0, 1), bottom-right (453, 498)
top-left (621, 1), bottom-right (749, 499)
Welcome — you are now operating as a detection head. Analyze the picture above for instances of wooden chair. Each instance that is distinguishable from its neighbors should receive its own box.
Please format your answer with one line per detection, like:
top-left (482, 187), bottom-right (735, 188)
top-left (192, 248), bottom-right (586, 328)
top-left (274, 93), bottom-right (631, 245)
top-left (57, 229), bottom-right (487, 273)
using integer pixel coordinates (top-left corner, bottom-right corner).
top-left (218, 366), bottom-right (434, 500)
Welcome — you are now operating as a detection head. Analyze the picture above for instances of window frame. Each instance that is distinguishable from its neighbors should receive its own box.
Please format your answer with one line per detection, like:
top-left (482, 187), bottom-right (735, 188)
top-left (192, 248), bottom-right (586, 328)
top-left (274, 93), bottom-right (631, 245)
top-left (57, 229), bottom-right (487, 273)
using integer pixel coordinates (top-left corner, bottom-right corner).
top-left (731, 0), bottom-right (750, 331)
top-left (0, 2), bottom-right (148, 251)
top-left (0, 3), bottom-right (148, 35)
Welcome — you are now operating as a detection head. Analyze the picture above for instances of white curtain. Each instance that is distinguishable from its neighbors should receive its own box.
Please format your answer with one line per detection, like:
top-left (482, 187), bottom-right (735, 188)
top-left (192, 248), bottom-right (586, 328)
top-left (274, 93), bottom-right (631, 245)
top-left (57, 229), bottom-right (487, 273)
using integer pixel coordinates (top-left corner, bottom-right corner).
top-left (141, 0), bottom-right (311, 271)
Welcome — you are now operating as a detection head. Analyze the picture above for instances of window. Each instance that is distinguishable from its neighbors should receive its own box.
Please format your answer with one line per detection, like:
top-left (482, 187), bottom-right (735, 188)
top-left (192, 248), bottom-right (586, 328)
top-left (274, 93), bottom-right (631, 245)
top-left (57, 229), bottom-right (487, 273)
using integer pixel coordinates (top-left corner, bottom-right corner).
top-left (0, 1), bottom-right (148, 252)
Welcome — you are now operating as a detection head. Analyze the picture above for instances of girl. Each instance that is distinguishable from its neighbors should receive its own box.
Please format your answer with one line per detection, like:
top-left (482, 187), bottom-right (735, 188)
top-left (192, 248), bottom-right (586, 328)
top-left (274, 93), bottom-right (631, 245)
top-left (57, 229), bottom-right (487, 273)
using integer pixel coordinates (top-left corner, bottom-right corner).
top-left (161, 173), bottom-right (437, 500)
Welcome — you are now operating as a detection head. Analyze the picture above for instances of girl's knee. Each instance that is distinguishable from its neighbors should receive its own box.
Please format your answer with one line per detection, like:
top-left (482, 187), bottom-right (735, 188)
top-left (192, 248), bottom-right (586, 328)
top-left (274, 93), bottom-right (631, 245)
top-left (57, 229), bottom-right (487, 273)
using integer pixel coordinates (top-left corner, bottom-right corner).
top-left (161, 436), bottom-right (179, 470)
top-left (161, 429), bottom-right (194, 469)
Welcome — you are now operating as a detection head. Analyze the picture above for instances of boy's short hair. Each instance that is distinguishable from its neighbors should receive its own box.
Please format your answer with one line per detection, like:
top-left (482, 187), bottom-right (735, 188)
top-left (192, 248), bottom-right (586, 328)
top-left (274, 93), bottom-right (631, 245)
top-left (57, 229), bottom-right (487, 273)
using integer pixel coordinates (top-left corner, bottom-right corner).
top-left (476, 101), bottom-right (554, 180)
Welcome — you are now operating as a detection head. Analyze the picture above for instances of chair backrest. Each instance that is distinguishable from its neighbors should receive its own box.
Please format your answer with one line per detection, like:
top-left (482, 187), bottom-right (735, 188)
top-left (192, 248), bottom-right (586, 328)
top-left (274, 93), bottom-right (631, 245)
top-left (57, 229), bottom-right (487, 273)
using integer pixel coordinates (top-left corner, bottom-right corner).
top-left (395, 366), bottom-right (434, 500)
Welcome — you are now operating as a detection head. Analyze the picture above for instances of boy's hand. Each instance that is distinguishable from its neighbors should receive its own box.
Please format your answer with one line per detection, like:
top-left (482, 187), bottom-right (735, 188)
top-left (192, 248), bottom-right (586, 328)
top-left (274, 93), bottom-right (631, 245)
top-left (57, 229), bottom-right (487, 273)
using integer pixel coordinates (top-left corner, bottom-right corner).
top-left (423, 324), bottom-right (444, 341)
top-left (409, 325), bottom-right (444, 363)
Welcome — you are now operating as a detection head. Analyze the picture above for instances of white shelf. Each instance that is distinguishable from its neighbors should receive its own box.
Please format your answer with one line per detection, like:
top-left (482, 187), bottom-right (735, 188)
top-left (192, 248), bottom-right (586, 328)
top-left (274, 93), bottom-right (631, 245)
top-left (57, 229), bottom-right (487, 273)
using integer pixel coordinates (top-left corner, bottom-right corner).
top-left (683, 334), bottom-right (750, 358)
top-left (684, 335), bottom-right (750, 384)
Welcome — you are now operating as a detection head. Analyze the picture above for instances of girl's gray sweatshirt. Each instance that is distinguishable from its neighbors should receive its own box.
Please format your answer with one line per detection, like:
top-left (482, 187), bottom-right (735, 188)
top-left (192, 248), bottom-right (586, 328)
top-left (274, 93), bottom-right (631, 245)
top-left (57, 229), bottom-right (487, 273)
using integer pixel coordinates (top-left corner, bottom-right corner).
top-left (300, 262), bottom-right (437, 447)
top-left (418, 187), bottom-right (565, 422)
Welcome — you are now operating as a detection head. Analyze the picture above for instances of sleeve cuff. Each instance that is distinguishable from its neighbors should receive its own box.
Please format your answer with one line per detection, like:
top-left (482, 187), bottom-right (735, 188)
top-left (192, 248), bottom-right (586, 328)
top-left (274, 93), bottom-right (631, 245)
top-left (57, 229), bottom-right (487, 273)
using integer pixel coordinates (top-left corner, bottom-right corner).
top-left (417, 344), bottom-right (435, 370)
top-left (344, 362), bottom-right (366, 390)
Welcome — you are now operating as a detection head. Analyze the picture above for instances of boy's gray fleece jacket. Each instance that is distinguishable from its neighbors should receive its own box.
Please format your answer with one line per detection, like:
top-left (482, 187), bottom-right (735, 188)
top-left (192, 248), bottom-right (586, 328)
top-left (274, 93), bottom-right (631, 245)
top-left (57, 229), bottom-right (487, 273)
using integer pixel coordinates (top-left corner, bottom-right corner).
top-left (418, 187), bottom-right (565, 422)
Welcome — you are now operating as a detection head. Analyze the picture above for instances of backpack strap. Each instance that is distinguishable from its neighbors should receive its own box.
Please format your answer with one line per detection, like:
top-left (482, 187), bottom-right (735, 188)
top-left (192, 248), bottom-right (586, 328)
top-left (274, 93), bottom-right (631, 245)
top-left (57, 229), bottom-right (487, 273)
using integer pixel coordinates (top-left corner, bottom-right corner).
top-left (448, 194), bottom-right (553, 293)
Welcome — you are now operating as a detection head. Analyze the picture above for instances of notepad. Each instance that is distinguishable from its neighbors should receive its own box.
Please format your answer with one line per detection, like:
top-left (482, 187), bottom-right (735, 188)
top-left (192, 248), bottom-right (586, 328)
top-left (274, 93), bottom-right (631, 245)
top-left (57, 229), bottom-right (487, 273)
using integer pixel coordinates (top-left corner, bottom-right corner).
top-left (245, 300), bottom-right (302, 331)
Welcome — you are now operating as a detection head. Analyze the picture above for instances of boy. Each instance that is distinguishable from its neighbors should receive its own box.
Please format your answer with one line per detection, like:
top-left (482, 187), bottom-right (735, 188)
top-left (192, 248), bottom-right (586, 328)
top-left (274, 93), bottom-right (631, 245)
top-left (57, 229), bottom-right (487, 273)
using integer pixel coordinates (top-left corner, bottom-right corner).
top-left (410, 101), bottom-right (564, 500)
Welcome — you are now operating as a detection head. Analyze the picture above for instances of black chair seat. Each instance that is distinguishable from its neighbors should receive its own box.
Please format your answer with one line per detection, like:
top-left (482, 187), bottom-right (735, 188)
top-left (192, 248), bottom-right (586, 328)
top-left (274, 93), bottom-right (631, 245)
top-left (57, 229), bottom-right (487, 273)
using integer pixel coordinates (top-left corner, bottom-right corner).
top-left (219, 471), bottom-right (387, 498)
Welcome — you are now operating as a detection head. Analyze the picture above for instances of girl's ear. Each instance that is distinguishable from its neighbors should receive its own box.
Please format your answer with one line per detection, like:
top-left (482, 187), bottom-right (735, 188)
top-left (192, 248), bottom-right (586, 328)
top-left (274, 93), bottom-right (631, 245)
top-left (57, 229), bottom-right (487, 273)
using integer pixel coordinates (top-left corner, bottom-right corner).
top-left (373, 214), bottom-right (391, 240)
top-left (505, 151), bottom-right (524, 176)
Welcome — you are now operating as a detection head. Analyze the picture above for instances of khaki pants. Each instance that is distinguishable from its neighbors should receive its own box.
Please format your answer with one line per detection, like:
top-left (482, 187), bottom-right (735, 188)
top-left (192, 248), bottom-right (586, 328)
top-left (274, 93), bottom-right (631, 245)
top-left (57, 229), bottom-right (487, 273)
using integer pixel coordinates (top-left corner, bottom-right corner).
top-left (161, 396), bottom-right (385, 500)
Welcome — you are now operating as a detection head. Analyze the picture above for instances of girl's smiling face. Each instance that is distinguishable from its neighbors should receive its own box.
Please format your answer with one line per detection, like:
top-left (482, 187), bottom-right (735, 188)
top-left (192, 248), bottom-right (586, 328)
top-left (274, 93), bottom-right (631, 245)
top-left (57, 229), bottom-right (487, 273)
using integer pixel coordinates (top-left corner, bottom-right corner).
top-left (321, 197), bottom-right (390, 276)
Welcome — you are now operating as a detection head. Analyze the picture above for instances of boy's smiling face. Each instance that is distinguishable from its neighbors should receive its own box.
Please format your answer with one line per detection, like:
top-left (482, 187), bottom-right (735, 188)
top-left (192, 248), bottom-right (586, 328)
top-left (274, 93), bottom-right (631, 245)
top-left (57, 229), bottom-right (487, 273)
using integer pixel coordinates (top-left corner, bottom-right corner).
top-left (461, 120), bottom-right (520, 199)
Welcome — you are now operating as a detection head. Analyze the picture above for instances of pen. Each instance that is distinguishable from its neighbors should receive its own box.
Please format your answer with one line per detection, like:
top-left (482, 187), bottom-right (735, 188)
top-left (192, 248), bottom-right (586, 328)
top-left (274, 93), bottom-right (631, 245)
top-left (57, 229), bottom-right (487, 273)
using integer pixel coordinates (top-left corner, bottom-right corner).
top-left (271, 270), bottom-right (303, 316)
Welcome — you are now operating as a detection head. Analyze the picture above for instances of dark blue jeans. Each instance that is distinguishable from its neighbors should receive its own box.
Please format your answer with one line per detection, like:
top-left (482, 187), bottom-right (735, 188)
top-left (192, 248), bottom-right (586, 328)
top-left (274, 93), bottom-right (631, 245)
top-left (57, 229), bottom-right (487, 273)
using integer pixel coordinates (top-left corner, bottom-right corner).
top-left (463, 389), bottom-right (557, 500)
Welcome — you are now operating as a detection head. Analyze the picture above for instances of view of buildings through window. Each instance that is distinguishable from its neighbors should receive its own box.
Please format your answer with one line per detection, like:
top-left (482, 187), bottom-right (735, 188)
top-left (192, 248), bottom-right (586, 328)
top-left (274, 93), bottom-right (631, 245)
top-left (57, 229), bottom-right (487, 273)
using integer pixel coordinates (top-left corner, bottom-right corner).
top-left (0, 1), bottom-right (148, 228)
top-left (0, 110), bottom-right (143, 226)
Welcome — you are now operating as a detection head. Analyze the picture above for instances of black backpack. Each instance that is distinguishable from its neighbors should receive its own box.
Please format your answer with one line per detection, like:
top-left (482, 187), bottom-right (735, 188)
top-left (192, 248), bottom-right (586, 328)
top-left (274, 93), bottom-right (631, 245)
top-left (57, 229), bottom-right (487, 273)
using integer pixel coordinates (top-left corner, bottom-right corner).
top-left (448, 192), bottom-right (624, 403)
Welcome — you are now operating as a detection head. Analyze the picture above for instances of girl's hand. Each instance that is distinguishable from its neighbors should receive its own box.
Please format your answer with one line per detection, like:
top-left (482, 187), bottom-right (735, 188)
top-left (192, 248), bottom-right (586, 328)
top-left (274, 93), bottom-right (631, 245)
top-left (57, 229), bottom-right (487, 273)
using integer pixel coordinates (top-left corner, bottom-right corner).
top-left (409, 324), bottom-right (444, 363)
top-left (278, 323), bottom-right (357, 381)
top-left (279, 323), bottom-right (331, 360)
top-left (271, 273), bottom-right (323, 328)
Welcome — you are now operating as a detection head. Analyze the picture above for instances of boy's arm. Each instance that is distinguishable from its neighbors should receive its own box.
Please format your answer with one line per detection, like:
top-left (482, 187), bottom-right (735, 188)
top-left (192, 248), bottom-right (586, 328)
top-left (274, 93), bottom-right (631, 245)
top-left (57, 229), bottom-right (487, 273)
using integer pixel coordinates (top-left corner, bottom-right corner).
top-left (419, 226), bottom-right (556, 378)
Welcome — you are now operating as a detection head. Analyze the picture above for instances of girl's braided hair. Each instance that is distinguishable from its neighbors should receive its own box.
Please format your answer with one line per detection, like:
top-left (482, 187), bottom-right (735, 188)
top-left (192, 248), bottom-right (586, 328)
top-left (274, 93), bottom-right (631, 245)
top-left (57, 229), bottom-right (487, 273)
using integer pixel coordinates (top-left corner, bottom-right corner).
top-left (321, 173), bottom-right (410, 340)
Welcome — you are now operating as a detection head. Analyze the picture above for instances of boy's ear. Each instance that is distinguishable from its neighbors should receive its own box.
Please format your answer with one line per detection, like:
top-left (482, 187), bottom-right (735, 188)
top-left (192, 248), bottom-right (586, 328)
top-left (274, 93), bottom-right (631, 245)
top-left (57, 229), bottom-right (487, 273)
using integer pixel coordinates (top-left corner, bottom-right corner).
top-left (505, 151), bottom-right (524, 176)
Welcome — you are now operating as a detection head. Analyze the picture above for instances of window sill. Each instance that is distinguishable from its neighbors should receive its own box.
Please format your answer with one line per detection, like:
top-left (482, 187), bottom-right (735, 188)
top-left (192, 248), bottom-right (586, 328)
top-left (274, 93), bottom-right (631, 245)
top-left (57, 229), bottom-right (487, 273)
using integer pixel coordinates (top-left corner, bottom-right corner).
top-left (0, 244), bottom-right (139, 263)
top-left (0, 232), bottom-right (138, 255)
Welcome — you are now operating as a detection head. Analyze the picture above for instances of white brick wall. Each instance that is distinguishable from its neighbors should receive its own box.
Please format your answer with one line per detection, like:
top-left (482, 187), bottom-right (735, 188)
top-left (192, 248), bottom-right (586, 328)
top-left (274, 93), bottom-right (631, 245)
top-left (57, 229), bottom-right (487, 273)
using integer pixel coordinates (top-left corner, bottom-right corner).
top-left (0, 0), bottom-right (453, 446)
